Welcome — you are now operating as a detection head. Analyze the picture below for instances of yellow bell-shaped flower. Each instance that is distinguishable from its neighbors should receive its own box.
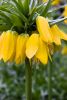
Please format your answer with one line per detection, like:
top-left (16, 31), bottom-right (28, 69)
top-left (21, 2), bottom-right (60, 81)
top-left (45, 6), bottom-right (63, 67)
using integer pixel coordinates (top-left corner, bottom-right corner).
top-left (36, 16), bottom-right (53, 43)
top-left (35, 38), bottom-right (48, 64)
top-left (51, 25), bottom-right (67, 42)
top-left (0, 32), bottom-right (6, 60)
top-left (1, 30), bottom-right (18, 62)
top-left (26, 33), bottom-right (39, 59)
top-left (15, 34), bottom-right (29, 64)
top-left (51, 25), bottom-right (61, 45)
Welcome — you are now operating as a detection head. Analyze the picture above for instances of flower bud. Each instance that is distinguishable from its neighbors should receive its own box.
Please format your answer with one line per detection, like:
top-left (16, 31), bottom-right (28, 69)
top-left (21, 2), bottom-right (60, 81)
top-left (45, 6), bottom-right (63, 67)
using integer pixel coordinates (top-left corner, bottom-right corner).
top-left (15, 34), bottom-right (29, 64)
top-left (1, 30), bottom-right (18, 62)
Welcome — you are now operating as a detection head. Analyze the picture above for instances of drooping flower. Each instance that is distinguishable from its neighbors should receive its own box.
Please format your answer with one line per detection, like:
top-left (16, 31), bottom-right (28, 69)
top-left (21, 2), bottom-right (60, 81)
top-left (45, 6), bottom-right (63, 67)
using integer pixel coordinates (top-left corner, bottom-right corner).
top-left (0, 30), bottom-right (18, 62)
top-left (50, 25), bottom-right (67, 45)
top-left (15, 34), bottom-right (29, 64)
top-left (35, 37), bottom-right (49, 64)
top-left (36, 16), bottom-right (53, 43)
top-left (0, 16), bottom-right (67, 65)
top-left (51, 25), bottom-right (61, 45)
top-left (26, 33), bottom-right (39, 59)
top-left (26, 31), bottom-right (49, 64)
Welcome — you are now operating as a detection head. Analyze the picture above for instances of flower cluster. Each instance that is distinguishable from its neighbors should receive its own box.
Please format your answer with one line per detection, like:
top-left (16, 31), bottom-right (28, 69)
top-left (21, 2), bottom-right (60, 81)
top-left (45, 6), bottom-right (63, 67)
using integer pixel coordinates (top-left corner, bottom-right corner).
top-left (0, 16), bottom-right (67, 65)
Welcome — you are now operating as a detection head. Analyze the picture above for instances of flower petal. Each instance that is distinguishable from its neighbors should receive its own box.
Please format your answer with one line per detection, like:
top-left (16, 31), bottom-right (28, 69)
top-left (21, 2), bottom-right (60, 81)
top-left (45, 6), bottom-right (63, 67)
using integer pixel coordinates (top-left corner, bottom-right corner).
top-left (2, 30), bottom-right (18, 62)
top-left (26, 33), bottom-right (39, 59)
top-left (36, 16), bottom-right (53, 43)
top-left (0, 32), bottom-right (6, 60)
top-left (51, 25), bottom-right (61, 45)
top-left (35, 38), bottom-right (48, 64)
top-left (15, 34), bottom-right (29, 64)
top-left (51, 25), bottom-right (67, 41)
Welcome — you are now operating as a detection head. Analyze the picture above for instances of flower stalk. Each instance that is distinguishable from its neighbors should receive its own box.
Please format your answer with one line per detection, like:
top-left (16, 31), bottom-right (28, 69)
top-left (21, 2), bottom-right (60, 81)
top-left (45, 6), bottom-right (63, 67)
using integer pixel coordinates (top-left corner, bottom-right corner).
top-left (25, 58), bottom-right (32, 100)
top-left (48, 60), bottom-right (52, 100)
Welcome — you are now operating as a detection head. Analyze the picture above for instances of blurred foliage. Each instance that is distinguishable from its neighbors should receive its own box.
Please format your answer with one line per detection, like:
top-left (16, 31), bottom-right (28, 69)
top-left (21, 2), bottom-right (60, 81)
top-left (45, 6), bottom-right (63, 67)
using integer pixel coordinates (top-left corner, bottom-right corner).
top-left (0, 52), bottom-right (67, 100)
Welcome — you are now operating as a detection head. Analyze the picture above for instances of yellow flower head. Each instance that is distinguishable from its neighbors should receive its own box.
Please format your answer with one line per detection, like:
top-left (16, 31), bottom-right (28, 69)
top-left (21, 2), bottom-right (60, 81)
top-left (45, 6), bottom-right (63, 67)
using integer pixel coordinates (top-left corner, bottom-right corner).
top-left (1, 30), bottom-right (18, 62)
top-left (15, 34), bottom-right (29, 64)
top-left (1, 16), bottom-right (67, 65)
top-left (36, 16), bottom-right (53, 43)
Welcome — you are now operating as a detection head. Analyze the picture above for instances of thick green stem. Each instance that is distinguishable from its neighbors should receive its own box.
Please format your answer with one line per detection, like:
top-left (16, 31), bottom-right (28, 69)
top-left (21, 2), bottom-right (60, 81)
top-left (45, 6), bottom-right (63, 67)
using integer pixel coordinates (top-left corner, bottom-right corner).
top-left (25, 58), bottom-right (32, 100)
top-left (48, 61), bottom-right (52, 100)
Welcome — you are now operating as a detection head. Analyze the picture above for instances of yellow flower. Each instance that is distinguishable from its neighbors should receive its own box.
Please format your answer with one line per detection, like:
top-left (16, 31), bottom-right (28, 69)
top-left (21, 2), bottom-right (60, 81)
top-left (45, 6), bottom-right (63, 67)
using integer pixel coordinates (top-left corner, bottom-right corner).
top-left (62, 46), bottom-right (67, 55)
top-left (15, 34), bottom-right (29, 64)
top-left (26, 32), bottom-right (50, 64)
top-left (36, 16), bottom-right (53, 43)
top-left (0, 32), bottom-right (6, 60)
top-left (26, 33), bottom-right (39, 59)
top-left (63, 6), bottom-right (67, 24)
top-left (51, 25), bottom-right (61, 45)
top-left (52, 0), bottom-right (60, 5)
top-left (1, 30), bottom-right (18, 62)
top-left (35, 37), bottom-right (48, 64)
top-left (51, 25), bottom-right (67, 45)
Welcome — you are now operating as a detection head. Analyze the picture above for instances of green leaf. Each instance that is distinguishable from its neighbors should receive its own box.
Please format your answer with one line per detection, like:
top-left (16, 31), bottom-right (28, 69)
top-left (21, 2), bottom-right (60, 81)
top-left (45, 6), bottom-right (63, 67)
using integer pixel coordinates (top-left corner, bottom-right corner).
top-left (36, 3), bottom-right (46, 15)
top-left (0, 24), bottom-right (10, 31)
top-left (29, 3), bottom-right (46, 23)
top-left (17, 0), bottom-right (24, 12)
top-left (42, 0), bottom-right (51, 17)
top-left (22, 0), bottom-right (30, 15)
top-left (0, 9), bottom-right (23, 28)
top-left (10, 14), bottom-right (23, 28)
top-left (10, 0), bottom-right (28, 23)
top-left (29, 0), bottom-right (38, 12)
top-left (0, 11), bottom-right (12, 25)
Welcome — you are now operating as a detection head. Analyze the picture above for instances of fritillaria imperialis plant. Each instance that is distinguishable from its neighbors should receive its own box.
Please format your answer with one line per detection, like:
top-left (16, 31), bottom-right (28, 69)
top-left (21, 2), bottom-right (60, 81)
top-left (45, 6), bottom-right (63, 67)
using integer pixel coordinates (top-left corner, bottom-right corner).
top-left (0, 0), bottom-right (67, 100)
